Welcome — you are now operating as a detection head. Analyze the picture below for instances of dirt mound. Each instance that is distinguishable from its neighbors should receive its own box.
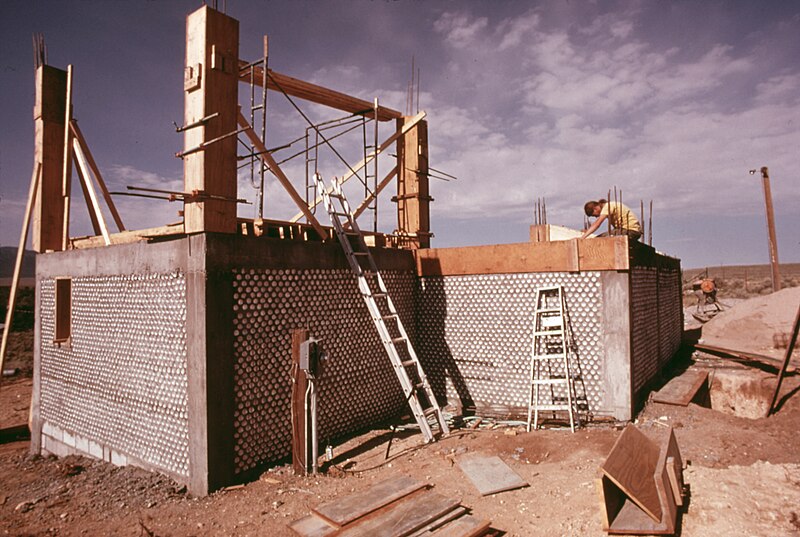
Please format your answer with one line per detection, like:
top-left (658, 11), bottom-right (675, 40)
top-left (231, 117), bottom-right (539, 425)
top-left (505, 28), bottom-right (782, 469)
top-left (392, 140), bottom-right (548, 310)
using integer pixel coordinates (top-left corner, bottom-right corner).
top-left (701, 286), bottom-right (800, 358)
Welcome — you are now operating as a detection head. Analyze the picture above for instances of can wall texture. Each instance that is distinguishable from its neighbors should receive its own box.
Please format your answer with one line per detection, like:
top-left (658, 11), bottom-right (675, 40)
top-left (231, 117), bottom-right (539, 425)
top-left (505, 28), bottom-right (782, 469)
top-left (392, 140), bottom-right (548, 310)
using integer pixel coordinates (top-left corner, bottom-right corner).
top-left (230, 268), bottom-right (412, 476)
top-left (415, 272), bottom-right (606, 418)
top-left (38, 272), bottom-right (189, 478)
top-left (630, 262), bottom-right (683, 396)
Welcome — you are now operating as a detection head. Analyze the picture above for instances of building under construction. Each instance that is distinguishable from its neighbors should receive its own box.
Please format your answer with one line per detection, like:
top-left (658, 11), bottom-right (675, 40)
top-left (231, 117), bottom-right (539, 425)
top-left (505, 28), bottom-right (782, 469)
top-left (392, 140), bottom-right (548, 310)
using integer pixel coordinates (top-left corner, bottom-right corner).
top-left (17, 6), bottom-right (681, 495)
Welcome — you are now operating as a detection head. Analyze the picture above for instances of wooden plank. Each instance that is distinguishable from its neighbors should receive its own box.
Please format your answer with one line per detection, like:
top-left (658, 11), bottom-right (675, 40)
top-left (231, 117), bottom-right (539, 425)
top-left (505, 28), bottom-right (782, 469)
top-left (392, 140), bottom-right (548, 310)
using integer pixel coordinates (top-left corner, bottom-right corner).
top-left (72, 137), bottom-right (111, 245)
top-left (314, 476), bottom-right (426, 527)
top-left (351, 166), bottom-right (397, 221)
top-left (70, 223), bottom-right (184, 249)
top-left (457, 454), bottom-right (528, 496)
top-left (61, 64), bottom-right (74, 251)
top-left (407, 507), bottom-right (467, 537)
top-left (288, 514), bottom-right (336, 537)
top-left (75, 155), bottom-right (102, 236)
top-left (0, 163), bottom-right (41, 374)
top-left (333, 490), bottom-right (460, 537)
top-left (237, 112), bottom-right (327, 238)
top-left (238, 62), bottom-right (401, 121)
top-left (290, 112), bottom-right (426, 222)
top-left (600, 424), bottom-right (662, 523)
top-left (651, 369), bottom-right (709, 406)
top-left (70, 120), bottom-right (125, 231)
top-left (291, 329), bottom-right (310, 475)
top-left (430, 515), bottom-right (491, 537)
top-left (396, 117), bottom-right (431, 248)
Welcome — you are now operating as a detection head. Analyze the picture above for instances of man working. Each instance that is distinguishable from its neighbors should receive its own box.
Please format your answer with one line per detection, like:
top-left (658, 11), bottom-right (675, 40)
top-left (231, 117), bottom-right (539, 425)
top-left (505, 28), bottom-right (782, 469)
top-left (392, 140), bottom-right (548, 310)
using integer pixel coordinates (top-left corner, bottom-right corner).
top-left (581, 198), bottom-right (642, 240)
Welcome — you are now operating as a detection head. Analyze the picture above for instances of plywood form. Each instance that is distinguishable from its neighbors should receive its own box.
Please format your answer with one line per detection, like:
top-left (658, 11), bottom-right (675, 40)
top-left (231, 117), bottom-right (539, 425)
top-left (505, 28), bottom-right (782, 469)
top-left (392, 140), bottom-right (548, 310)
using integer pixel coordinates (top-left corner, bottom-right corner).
top-left (415, 237), bottom-right (630, 277)
top-left (457, 454), bottom-right (528, 496)
top-left (396, 118), bottom-right (431, 248)
top-left (183, 6), bottom-right (239, 234)
top-left (32, 65), bottom-right (68, 253)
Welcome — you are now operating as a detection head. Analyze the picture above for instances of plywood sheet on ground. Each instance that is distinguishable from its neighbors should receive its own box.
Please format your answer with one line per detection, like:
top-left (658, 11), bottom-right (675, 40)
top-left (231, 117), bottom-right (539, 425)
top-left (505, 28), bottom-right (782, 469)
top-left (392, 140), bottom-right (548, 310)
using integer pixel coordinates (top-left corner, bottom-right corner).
top-left (288, 514), bottom-right (336, 537)
top-left (457, 454), bottom-right (528, 496)
top-left (652, 369), bottom-right (709, 406)
top-left (334, 490), bottom-right (460, 537)
top-left (312, 475), bottom-right (425, 527)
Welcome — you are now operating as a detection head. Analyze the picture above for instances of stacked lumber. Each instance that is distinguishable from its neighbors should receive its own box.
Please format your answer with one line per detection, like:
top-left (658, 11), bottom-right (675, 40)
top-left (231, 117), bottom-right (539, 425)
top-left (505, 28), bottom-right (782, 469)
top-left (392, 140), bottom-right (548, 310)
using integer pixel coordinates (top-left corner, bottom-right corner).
top-left (288, 476), bottom-right (491, 537)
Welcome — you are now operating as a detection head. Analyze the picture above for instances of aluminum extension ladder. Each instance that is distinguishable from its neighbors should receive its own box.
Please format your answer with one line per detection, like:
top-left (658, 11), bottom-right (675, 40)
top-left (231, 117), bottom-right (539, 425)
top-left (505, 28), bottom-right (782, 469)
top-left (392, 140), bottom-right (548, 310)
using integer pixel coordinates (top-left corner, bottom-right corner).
top-left (526, 285), bottom-right (579, 432)
top-left (314, 174), bottom-right (449, 443)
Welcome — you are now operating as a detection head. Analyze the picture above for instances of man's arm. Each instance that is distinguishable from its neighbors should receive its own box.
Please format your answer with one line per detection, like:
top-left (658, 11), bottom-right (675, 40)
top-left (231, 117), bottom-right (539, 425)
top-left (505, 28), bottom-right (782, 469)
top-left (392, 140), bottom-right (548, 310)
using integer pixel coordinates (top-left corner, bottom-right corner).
top-left (581, 214), bottom-right (607, 239)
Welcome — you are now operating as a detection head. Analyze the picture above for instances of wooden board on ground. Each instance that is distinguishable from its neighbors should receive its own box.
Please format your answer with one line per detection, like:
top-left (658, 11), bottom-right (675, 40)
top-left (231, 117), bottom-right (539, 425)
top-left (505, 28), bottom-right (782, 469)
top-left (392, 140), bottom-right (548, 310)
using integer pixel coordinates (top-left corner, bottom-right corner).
top-left (652, 369), bottom-right (709, 406)
top-left (334, 490), bottom-right (460, 537)
top-left (313, 475), bottom-right (426, 527)
top-left (430, 514), bottom-right (491, 537)
top-left (407, 507), bottom-right (467, 537)
top-left (599, 425), bottom-right (662, 522)
top-left (288, 514), bottom-right (336, 537)
top-left (457, 454), bottom-right (528, 496)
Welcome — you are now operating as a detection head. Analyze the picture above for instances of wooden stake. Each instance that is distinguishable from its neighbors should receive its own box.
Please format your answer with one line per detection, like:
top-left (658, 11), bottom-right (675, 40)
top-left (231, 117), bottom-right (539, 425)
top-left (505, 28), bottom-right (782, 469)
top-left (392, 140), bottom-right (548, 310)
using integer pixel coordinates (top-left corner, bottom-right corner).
top-left (60, 65), bottom-right (74, 251)
top-left (74, 152), bottom-right (102, 236)
top-left (760, 167), bottom-right (781, 292)
top-left (767, 303), bottom-right (800, 416)
top-left (291, 328), bottom-right (310, 475)
top-left (237, 111), bottom-right (327, 238)
top-left (70, 120), bottom-right (125, 232)
top-left (1, 163), bottom-right (41, 381)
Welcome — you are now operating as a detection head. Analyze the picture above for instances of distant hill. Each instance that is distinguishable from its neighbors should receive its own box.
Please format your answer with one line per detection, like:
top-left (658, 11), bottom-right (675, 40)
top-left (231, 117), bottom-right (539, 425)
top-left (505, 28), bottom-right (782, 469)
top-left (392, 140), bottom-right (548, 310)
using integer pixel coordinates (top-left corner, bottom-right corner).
top-left (0, 247), bottom-right (36, 279)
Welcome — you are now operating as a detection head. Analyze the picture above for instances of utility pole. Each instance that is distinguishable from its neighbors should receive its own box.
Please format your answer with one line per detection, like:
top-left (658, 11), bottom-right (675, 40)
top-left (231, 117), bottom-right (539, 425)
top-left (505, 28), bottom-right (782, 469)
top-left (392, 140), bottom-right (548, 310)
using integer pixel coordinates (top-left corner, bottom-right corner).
top-left (755, 167), bottom-right (781, 292)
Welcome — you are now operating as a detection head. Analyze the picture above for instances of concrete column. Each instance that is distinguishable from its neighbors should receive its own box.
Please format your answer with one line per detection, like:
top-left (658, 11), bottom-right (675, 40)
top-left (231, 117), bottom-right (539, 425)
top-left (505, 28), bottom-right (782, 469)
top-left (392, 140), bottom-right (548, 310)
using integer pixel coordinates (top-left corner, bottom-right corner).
top-left (186, 234), bottom-right (235, 495)
top-left (600, 271), bottom-right (632, 420)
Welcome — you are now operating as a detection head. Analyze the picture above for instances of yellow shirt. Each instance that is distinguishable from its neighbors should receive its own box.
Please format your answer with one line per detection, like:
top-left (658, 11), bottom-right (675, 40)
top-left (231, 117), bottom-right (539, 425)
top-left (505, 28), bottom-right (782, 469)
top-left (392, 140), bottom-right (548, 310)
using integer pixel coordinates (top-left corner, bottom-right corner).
top-left (600, 202), bottom-right (641, 232)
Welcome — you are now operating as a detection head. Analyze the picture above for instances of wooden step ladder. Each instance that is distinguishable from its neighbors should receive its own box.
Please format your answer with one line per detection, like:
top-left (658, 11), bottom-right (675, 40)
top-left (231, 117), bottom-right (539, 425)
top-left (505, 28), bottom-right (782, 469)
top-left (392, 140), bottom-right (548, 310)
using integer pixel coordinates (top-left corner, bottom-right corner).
top-left (314, 173), bottom-right (449, 443)
top-left (527, 285), bottom-right (579, 432)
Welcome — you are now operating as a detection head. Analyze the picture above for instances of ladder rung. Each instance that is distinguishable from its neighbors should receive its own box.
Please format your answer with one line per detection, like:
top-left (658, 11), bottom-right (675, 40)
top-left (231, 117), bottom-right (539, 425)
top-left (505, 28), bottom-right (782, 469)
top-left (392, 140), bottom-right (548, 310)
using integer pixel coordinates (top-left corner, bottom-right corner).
top-left (401, 360), bottom-right (416, 367)
top-left (532, 354), bottom-right (566, 360)
top-left (372, 293), bottom-right (388, 299)
top-left (537, 308), bottom-right (561, 313)
top-left (532, 404), bottom-right (572, 411)
top-left (532, 378), bottom-right (570, 385)
top-left (391, 336), bottom-right (407, 344)
top-left (534, 330), bottom-right (563, 336)
top-left (353, 251), bottom-right (370, 256)
top-left (423, 407), bottom-right (439, 417)
top-left (380, 314), bottom-right (398, 321)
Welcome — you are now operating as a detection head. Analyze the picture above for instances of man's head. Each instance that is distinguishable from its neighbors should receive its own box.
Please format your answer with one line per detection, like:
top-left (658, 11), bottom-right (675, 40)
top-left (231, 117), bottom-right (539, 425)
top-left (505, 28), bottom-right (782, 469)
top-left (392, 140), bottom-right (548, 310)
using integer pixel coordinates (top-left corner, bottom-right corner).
top-left (584, 200), bottom-right (604, 217)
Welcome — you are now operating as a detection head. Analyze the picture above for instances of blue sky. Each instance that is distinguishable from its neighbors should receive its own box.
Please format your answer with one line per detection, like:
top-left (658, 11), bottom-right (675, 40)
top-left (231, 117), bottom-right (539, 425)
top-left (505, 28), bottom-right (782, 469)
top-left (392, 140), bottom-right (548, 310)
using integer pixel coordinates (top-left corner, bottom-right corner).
top-left (1, 0), bottom-right (798, 268)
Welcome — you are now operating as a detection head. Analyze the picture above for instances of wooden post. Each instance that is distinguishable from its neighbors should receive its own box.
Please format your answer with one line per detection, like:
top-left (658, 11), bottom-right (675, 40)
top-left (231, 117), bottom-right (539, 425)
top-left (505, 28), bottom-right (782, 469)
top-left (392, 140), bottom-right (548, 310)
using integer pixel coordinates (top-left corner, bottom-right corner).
top-left (759, 167), bottom-right (781, 292)
top-left (183, 5), bottom-right (239, 234)
top-left (767, 304), bottom-right (800, 416)
top-left (0, 164), bottom-right (41, 378)
top-left (32, 65), bottom-right (67, 252)
top-left (396, 117), bottom-right (431, 248)
top-left (291, 328), bottom-right (310, 475)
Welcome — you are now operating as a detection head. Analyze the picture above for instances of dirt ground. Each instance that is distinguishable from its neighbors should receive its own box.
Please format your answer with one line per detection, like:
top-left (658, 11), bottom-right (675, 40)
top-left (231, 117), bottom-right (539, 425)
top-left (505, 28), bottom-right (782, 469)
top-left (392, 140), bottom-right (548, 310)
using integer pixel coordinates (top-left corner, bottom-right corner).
top-left (2, 285), bottom-right (799, 537)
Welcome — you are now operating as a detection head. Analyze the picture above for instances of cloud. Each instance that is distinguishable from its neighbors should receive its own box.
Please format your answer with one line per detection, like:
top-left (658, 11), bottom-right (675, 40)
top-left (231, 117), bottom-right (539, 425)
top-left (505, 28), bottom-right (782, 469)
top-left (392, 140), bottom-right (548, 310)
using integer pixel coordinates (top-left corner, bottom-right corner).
top-left (434, 11), bottom-right (489, 48)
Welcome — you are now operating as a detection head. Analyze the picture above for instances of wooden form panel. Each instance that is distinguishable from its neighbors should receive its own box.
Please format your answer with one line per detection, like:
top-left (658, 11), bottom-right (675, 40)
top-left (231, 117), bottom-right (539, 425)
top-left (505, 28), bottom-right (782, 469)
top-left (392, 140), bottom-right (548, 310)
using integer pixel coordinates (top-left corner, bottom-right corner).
top-left (396, 118), bottom-right (431, 249)
top-left (32, 65), bottom-right (68, 253)
top-left (183, 6), bottom-right (239, 234)
top-left (415, 237), bottom-right (629, 276)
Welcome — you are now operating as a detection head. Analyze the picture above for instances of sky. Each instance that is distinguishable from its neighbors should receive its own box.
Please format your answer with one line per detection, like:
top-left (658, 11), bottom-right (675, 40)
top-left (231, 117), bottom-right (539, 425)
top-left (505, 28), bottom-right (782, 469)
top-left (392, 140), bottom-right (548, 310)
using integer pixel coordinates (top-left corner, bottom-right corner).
top-left (1, 0), bottom-right (798, 269)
